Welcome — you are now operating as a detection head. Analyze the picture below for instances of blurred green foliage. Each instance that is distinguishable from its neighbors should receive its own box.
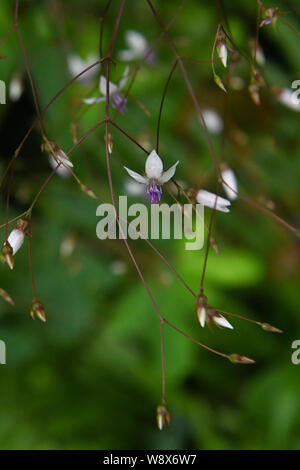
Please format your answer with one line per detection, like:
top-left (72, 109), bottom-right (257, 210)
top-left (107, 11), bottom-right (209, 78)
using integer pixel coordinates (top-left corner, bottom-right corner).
top-left (0, 0), bottom-right (300, 450)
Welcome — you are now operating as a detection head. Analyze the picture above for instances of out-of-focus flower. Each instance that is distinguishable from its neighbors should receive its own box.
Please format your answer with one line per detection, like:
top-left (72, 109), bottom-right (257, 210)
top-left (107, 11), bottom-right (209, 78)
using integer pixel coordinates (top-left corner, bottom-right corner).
top-left (67, 53), bottom-right (100, 85)
top-left (277, 88), bottom-right (300, 112)
top-left (216, 28), bottom-right (228, 67)
top-left (250, 40), bottom-right (266, 66)
top-left (48, 155), bottom-right (70, 178)
top-left (124, 150), bottom-right (179, 204)
top-left (9, 74), bottom-right (24, 102)
top-left (221, 166), bottom-right (238, 200)
top-left (118, 30), bottom-right (156, 64)
top-left (45, 141), bottom-right (73, 168)
top-left (202, 109), bottom-right (223, 134)
top-left (83, 67), bottom-right (129, 114)
top-left (196, 189), bottom-right (231, 213)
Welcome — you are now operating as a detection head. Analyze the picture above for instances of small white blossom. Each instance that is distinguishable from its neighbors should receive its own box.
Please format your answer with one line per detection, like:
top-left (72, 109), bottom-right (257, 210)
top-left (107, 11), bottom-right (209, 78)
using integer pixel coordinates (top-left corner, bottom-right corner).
top-left (196, 190), bottom-right (231, 213)
top-left (221, 167), bottom-right (238, 200)
top-left (199, 308), bottom-right (234, 329)
top-left (67, 53), bottom-right (100, 85)
top-left (48, 155), bottom-right (70, 178)
top-left (202, 109), bottom-right (223, 134)
top-left (9, 75), bottom-right (23, 102)
top-left (118, 30), bottom-right (156, 63)
top-left (83, 67), bottom-right (129, 113)
top-left (124, 150), bottom-right (179, 204)
top-left (7, 229), bottom-right (24, 255)
top-left (278, 88), bottom-right (300, 112)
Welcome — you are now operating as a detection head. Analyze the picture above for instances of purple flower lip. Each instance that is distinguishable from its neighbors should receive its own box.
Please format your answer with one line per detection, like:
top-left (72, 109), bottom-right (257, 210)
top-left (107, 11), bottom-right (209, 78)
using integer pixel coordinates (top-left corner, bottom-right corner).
top-left (111, 93), bottom-right (127, 114)
top-left (147, 181), bottom-right (162, 204)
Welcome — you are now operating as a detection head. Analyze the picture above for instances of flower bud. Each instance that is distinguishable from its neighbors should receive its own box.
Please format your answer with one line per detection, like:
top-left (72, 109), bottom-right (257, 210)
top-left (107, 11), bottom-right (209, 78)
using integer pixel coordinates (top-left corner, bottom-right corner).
top-left (157, 403), bottom-right (171, 431)
top-left (0, 288), bottom-right (15, 306)
top-left (195, 293), bottom-right (207, 327)
top-left (229, 354), bottom-right (255, 364)
top-left (30, 299), bottom-right (46, 323)
top-left (261, 323), bottom-right (283, 334)
top-left (45, 141), bottom-right (73, 168)
top-left (80, 183), bottom-right (98, 200)
top-left (1, 241), bottom-right (14, 270)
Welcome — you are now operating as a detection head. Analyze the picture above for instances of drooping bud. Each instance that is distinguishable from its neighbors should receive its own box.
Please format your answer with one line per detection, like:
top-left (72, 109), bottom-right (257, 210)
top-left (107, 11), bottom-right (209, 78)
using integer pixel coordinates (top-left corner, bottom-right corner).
top-left (1, 241), bottom-right (14, 270)
top-left (229, 353), bottom-right (255, 364)
top-left (216, 28), bottom-right (228, 68)
top-left (195, 293), bottom-right (207, 327)
top-left (80, 183), bottom-right (98, 200)
top-left (0, 288), bottom-right (15, 306)
top-left (30, 299), bottom-right (46, 323)
top-left (44, 141), bottom-right (73, 168)
top-left (261, 323), bottom-right (283, 334)
top-left (105, 133), bottom-right (114, 154)
top-left (249, 69), bottom-right (266, 106)
top-left (157, 403), bottom-right (171, 431)
top-left (210, 310), bottom-right (234, 330)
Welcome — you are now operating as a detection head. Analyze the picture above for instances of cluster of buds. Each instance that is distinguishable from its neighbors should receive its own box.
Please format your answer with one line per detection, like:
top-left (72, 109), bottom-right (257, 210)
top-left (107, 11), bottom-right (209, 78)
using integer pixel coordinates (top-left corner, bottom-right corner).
top-left (1, 218), bottom-right (28, 270)
top-left (30, 298), bottom-right (46, 323)
top-left (195, 292), bottom-right (233, 330)
top-left (157, 401), bottom-right (171, 431)
top-left (216, 27), bottom-right (228, 68)
top-left (249, 69), bottom-right (266, 106)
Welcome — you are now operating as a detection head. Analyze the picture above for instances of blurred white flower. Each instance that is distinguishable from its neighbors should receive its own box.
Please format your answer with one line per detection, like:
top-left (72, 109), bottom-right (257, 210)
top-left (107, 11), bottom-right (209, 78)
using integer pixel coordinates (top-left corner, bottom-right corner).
top-left (118, 30), bottom-right (156, 63)
top-left (221, 167), bottom-right (238, 200)
top-left (217, 42), bottom-right (227, 68)
top-left (202, 109), bottom-right (223, 134)
top-left (9, 74), bottom-right (23, 102)
top-left (83, 67), bottom-right (129, 113)
top-left (67, 53), bottom-right (100, 85)
top-left (124, 149), bottom-right (179, 204)
top-left (49, 155), bottom-right (70, 178)
top-left (278, 88), bottom-right (300, 112)
top-left (196, 189), bottom-right (231, 213)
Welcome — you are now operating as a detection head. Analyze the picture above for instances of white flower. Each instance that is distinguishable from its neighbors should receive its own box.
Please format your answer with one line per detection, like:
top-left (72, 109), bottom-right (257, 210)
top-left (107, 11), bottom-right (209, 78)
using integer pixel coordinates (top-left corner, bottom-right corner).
top-left (7, 229), bottom-right (24, 255)
top-left (67, 53), bottom-right (100, 84)
top-left (217, 42), bottom-right (227, 68)
top-left (221, 167), bottom-right (238, 200)
top-left (9, 75), bottom-right (23, 102)
top-left (48, 155), bottom-right (70, 178)
top-left (196, 189), bottom-right (231, 212)
top-left (199, 308), bottom-right (234, 329)
top-left (49, 144), bottom-right (73, 168)
top-left (83, 67), bottom-right (129, 113)
top-left (202, 109), bottom-right (223, 134)
top-left (118, 30), bottom-right (155, 63)
top-left (278, 88), bottom-right (300, 112)
top-left (124, 149), bottom-right (179, 204)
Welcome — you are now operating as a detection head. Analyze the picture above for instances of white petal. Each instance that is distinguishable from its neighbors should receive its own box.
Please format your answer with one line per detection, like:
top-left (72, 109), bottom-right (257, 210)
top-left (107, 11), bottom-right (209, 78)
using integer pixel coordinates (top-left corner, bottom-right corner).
top-left (159, 161), bottom-right (179, 184)
top-left (99, 76), bottom-right (118, 96)
top-left (9, 77), bottom-right (23, 102)
top-left (48, 155), bottom-right (70, 179)
top-left (278, 88), bottom-right (300, 112)
top-left (124, 166), bottom-right (148, 184)
top-left (118, 66), bottom-right (130, 91)
top-left (125, 30), bottom-right (148, 55)
top-left (218, 43), bottom-right (227, 67)
top-left (202, 109), bottom-right (223, 134)
top-left (56, 149), bottom-right (73, 168)
top-left (67, 54), bottom-right (100, 83)
top-left (196, 190), bottom-right (231, 213)
top-left (83, 96), bottom-right (105, 105)
top-left (213, 314), bottom-right (234, 329)
top-left (7, 229), bottom-right (24, 255)
top-left (145, 150), bottom-right (163, 180)
top-left (197, 307), bottom-right (206, 328)
top-left (221, 168), bottom-right (238, 200)
top-left (118, 49), bottom-right (138, 61)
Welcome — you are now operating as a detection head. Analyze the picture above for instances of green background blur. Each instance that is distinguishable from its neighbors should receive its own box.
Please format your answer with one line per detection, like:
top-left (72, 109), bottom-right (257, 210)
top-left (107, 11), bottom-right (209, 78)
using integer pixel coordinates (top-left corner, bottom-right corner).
top-left (0, 0), bottom-right (300, 450)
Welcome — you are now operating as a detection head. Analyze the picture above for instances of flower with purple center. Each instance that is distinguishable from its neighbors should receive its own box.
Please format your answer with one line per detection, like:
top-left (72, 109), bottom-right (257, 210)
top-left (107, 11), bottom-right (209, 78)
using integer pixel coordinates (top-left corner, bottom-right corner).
top-left (83, 66), bottom-right (129, 114)
top-left (124, 150), bottom-right (179, 204)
